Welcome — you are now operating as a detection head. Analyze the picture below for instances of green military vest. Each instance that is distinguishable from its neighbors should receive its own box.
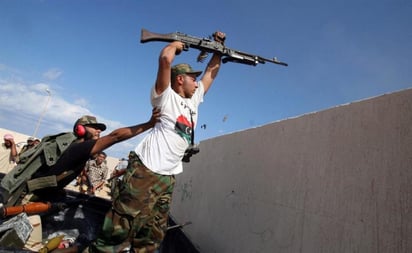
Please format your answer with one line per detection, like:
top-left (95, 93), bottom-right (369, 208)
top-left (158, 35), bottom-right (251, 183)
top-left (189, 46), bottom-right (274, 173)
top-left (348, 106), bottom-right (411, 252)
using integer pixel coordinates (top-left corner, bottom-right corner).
top-left (0, 132), bottom-right (77, 206)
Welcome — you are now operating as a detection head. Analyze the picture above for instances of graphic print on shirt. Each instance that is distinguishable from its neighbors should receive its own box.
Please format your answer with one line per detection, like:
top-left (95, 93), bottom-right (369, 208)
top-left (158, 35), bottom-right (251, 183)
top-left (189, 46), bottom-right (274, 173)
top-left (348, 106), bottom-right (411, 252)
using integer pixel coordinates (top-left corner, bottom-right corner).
top-left (175, 114), bottom-right (193, 143)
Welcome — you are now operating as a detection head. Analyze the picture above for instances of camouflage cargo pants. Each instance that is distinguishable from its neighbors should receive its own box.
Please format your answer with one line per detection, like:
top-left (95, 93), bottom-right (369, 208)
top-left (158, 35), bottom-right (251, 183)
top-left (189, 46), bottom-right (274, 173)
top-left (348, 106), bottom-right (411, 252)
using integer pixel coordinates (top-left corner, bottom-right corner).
top-left (87, 152), bottom-right (175, 253)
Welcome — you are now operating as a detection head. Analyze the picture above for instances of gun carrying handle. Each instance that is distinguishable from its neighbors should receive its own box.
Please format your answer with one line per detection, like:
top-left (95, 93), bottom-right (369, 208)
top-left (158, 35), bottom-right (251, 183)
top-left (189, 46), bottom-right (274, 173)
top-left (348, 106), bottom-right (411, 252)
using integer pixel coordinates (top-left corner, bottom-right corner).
top-left (212, 32), bottom-right (226, 44)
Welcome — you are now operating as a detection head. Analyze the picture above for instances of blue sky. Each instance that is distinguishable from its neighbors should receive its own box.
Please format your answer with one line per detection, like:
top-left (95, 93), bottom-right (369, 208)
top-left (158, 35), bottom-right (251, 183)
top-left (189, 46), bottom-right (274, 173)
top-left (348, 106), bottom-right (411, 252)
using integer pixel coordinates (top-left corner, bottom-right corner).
top-left (1, 0), bottom-right (411, 158)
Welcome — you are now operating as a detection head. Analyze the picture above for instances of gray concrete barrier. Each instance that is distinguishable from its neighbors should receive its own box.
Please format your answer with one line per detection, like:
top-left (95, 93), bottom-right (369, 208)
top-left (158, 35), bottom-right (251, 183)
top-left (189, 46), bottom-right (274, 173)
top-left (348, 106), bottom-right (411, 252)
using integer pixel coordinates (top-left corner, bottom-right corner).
top-left (171, 88), bottom-right (412, 253)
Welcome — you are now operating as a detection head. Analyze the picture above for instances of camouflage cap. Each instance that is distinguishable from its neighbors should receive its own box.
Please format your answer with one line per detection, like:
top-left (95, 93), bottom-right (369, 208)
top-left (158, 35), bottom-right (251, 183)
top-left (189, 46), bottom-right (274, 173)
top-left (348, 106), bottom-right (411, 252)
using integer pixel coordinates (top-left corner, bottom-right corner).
top-left (171, 63), bottom-right (202, 80)
top-left (74, 115), bottom-right (107, 131)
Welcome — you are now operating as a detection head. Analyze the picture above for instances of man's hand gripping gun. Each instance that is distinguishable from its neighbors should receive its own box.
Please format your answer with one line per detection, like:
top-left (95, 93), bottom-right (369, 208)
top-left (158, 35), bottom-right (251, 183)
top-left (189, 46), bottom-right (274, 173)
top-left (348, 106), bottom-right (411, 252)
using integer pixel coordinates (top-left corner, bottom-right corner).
top-left (140, 28), bottom-right (288, 67)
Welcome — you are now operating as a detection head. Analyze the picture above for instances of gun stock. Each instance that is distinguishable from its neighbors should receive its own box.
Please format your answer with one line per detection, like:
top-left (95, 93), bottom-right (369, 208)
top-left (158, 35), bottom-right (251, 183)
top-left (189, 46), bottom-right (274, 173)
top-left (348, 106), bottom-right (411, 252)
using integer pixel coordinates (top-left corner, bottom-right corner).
top-left (140, 28), bottom-right (288, 67)
top-left (141, 29), bottom-right (179, 44)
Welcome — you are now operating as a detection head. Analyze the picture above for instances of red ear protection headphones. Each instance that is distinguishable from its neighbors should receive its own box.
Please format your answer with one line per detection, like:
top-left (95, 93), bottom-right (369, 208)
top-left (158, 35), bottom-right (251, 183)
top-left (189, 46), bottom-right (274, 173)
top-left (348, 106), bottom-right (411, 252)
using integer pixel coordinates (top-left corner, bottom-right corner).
top-left (74, 124), bottom-right (86, 137)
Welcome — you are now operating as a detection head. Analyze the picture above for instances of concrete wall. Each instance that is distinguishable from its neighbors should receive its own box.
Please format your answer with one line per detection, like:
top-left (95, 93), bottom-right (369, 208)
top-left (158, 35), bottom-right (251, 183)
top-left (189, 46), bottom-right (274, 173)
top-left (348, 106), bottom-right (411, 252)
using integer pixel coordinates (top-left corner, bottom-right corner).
top-left (170, 88), bottom-right (412, 253)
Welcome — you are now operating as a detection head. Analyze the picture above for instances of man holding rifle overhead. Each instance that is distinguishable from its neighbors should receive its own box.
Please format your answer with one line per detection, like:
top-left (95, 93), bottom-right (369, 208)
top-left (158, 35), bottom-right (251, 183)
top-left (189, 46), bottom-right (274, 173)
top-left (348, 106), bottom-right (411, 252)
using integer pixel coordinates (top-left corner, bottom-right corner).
top-left (86, 31), bottom-right (226, 253)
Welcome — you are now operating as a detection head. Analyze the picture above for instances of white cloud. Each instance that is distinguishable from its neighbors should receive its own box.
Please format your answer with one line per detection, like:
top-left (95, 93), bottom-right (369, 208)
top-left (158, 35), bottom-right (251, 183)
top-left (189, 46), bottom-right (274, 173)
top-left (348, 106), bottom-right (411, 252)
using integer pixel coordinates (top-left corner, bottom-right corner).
top-left (73, 98), bottom-right (89, 108)
top-left (43, 68), bottom-right (63, 81)
top-left (0, 76), bottom-right (139, 158)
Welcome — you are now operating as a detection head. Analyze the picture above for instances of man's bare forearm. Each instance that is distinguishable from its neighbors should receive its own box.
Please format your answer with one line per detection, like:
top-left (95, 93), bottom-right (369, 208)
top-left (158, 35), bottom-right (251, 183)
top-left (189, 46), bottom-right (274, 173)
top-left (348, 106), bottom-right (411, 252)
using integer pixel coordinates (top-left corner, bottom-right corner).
top-left (109, 121), bottom-right (153, 142)
top-left (10, 142), bottom-right (18, 162)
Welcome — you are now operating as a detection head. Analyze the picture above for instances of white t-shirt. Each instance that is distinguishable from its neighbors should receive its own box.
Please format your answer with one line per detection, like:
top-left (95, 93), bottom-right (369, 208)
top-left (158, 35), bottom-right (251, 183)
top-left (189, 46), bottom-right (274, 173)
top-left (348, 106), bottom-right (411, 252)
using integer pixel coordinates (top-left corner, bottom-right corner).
top-left (135, 82), bottom-right (204, 175)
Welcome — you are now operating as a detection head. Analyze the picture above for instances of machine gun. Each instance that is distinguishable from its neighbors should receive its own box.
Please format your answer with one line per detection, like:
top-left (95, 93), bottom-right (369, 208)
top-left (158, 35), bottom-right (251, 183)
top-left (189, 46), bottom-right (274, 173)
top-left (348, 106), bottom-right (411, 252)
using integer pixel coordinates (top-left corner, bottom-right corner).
top-left (140, 28), bottom-right (288, 67)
